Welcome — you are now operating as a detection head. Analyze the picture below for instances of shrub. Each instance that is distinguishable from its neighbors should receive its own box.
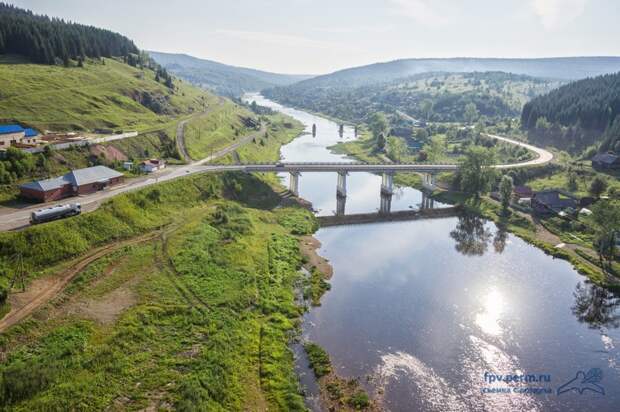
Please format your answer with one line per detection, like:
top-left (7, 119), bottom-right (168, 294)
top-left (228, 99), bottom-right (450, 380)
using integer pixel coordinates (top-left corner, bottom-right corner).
top-left (304, 342), bottom-right (331, 378)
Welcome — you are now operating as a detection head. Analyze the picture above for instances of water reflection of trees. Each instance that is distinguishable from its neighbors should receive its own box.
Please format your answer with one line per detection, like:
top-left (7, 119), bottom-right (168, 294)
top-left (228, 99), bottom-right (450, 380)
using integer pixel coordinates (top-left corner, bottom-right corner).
top-left (493, 225), bottom-right (508, 254)
top-left (450, 215), bottom-right (493, 256)
top-left (572, 281), bottom-right (620, 329)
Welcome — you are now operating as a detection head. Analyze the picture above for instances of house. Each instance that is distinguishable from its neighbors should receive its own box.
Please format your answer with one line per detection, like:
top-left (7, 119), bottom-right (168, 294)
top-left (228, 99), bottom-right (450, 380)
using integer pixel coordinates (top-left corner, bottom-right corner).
top-left (139, 159), bottom-right (166, 173)
top-left (0, 125), bottom-right (26, 148)
top-left (20, 166), bottom-right (123, 202)
top-left (592, 153), bottom-right (620, 170)
top-left (0, 125), bottom-right (40, 148)
top-left (531, 189), bottom-right (578, 215)
top-left (22, 128), bottom-right (40, 145)
top-left (512, 185), bottom-right (533, 200)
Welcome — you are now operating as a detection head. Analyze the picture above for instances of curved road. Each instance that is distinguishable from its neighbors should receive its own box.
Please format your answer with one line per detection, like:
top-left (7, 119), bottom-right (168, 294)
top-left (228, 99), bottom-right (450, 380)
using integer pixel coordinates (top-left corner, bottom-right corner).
top-left (0, 131), bottom-right (552, 232)
top-left (486, 133), bottom-right (554, 169)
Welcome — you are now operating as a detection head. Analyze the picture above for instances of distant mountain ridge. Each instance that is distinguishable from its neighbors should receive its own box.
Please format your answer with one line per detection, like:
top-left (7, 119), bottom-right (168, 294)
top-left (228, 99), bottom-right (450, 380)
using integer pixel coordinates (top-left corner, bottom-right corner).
top-left (289, 57), bottom-right (620, 90)
top-left (149, 51), bottom-right (314, 97)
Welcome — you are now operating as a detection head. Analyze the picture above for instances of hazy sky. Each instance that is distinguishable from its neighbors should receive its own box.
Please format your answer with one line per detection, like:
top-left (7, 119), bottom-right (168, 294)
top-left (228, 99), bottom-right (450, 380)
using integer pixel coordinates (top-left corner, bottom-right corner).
top-left (10, 0), bottom-right (620, 74)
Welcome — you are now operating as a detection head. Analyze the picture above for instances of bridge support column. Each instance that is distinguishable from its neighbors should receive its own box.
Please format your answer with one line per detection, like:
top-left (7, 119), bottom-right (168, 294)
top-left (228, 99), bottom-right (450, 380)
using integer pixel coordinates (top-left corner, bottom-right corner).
top-left (380, 193), bottom-right (392, 215)
top-left (336, 171), bottom-right (348, 198)
top-left (336, 193), bottom-right (346, 216)
top-left (381, 172), bottom-right (394, 196)
top-left (289, 171), bottom-right (300, 197)
top-left (422, 173), bottom-right (437, 192)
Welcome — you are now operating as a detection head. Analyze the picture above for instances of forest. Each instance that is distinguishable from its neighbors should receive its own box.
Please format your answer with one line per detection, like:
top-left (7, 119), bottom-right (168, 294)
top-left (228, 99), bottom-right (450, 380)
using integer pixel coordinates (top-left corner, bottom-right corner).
top-left (521, 71), bottom-right (620, 153)
top-left (0, 2), bottom-right (138, 65)
top-left (263, 71), bottom-right (560, 124)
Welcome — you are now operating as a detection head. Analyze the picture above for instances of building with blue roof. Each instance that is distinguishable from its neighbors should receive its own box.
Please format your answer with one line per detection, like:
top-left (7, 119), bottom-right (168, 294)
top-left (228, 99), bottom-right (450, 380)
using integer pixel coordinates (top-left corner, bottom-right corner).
top-left (0, 124), bottom-right (40, 148)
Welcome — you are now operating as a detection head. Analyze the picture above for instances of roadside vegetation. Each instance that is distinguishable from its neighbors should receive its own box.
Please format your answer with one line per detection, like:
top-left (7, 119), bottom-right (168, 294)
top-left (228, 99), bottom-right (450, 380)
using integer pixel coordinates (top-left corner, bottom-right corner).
top-left (0, 168), bottom-right (322, 410)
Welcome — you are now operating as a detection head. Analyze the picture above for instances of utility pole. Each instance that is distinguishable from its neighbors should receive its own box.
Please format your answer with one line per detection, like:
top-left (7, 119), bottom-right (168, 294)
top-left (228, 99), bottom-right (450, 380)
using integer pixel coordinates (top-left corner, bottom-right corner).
top-left (9, 254), bottom-right (26, 292)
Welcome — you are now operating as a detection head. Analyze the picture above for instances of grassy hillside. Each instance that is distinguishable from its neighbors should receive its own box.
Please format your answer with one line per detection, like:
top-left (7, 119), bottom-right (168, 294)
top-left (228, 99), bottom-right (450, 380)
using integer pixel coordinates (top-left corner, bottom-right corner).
top-left (0, 55), bottom-right (217, 132)
top-left (0, 171), bottom-right (318, 410)
top-left (265, 71), bottom-right (561, 124)
top-left (149, 51), bottom-right (313, 97)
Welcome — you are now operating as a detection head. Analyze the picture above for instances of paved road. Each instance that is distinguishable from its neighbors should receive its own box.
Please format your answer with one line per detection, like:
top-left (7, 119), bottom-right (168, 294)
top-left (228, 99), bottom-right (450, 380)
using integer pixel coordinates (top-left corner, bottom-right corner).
top-left (485, 133), bottom-right (554, 169)
top-left (0, 124), bottom-right (266, 232)
top-left (0, 131), bottom-right (551, 232)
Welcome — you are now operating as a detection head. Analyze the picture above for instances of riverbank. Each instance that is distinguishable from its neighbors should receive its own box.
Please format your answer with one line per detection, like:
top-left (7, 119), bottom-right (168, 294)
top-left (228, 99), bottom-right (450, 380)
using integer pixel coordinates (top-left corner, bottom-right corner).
top-left (329, 129), bottom-right (618, 289)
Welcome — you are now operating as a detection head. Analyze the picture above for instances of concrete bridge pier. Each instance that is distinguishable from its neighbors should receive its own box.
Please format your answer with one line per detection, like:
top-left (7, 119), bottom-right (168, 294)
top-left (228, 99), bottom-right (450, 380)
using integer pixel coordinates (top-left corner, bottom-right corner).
top-left (381, 172), bottom-right (394, 195)
top-left (289, 171), bottom-right (300, 197)
top-left (380, 193), bottom-right (392, 215)
top-left (422, 173), bottom-right (437, 191)
top-left (336, 171), bottom-right (348, 198)
top-left (420, 192), bottom-right (436, 210)
top-left (336, 193), bottom-right (346, 216)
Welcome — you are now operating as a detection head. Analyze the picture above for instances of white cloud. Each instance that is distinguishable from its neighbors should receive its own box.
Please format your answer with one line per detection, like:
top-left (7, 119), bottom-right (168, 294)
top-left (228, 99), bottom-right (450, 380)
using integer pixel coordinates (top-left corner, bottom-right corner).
top-left (531, 0), bottom-right (588, 30)
top-left (388, 0), bottom-right (453, 26)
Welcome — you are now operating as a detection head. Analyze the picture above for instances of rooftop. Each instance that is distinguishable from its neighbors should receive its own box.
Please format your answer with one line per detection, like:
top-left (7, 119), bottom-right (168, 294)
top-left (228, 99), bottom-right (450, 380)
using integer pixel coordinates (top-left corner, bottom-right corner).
top-left (592, 153), bottom-right (619, 164)
top-left (20, 166), bottom-right (123, 192)
top-left (0, 125), bottom-right (24, 135)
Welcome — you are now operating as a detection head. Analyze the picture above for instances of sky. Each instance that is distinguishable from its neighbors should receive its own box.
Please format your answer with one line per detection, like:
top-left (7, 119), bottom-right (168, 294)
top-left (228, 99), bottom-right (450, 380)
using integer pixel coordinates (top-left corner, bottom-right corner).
top-left (9, 0), bottom-right (620, 75)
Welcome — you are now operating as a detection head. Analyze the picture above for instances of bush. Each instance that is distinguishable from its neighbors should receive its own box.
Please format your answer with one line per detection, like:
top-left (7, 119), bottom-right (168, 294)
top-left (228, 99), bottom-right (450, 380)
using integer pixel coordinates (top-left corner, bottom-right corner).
top-left (304, 342), bottom-right (331, 378)
top-left (348, 391), bottom-right (371, 409)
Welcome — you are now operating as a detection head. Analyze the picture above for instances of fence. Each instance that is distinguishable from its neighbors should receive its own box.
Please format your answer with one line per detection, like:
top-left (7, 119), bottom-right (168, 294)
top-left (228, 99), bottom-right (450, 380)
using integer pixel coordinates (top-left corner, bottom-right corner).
top-left (24, 131), bottom-right (138, 154)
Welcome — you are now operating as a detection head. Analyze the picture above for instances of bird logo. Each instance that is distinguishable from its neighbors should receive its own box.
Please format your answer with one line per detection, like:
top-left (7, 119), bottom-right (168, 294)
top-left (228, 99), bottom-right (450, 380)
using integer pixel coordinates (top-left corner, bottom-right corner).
top-left (557, 368), bottom-right (605, 396)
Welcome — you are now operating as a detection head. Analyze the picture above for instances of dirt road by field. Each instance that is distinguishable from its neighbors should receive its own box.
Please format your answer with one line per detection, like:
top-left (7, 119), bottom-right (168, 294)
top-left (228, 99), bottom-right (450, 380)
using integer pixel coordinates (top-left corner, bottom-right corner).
top-left (0, 232), bottom-right (160, 333)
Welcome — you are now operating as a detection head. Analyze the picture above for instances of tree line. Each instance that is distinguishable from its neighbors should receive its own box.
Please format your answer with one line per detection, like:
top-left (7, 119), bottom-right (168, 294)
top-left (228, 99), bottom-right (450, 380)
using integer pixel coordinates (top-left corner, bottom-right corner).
top-left (521, 71), bottom-right (620, 153)
top-left (0, 2), bottom-right (139, 65)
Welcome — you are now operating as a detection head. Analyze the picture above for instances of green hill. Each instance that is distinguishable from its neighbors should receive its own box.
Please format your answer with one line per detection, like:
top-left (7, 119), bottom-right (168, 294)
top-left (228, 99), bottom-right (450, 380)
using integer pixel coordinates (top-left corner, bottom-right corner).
top-left (521, 71), bottom-right (620, 154)
top-left (279, 57), bottom-right (620, 91)
top-left (264, 71), bottom-right (562, 124)
top-left (0, 55), bottom-right (217, 133)
top-left (149, 51), bottom-right (314, 97)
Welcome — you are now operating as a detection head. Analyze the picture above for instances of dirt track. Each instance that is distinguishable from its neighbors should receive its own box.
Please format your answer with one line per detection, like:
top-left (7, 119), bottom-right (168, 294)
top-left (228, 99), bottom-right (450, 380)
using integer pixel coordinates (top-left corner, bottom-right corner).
top-left (0, 232), bottom-right (160, 333)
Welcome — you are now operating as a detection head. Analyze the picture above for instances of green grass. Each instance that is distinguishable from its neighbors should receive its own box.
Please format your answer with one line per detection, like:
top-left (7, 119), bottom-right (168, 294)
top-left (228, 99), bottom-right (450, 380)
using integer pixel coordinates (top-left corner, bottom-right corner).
top-left (526, 162), bottom-right (620, 198)
top-left (183, 101), bottom-right (255, 160)
top-left (235, 114), bottom-right (304, 164)
top-left (0, 171), bottom-right (318, 410)
top-left (0, 57), bottom-right (216, 132)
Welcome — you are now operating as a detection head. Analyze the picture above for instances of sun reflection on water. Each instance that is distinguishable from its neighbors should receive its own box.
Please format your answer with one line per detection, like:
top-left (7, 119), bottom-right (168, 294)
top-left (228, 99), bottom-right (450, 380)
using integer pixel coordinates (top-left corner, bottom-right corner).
top-left (475, 287), bottom-right (505, 336)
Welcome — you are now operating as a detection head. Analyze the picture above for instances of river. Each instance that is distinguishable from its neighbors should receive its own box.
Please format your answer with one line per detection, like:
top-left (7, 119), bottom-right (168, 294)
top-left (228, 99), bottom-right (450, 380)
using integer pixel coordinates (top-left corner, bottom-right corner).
top-left (244, 93), bottom-right (620, 412)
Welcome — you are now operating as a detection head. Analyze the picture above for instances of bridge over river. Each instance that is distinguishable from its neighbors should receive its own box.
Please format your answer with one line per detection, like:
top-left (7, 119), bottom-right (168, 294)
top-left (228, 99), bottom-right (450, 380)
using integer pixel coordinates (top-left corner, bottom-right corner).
top-left (0, 132), bottom-right (552, 232)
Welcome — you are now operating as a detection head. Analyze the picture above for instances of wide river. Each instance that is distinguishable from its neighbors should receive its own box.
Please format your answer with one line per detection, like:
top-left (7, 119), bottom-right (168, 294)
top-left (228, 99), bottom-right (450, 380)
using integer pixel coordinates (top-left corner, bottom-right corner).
top-left (244, 93), bottom-right (620, 412)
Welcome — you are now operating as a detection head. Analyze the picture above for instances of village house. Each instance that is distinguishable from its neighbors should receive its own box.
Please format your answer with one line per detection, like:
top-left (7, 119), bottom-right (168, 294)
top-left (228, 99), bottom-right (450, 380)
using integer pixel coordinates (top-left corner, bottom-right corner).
top-left (592, 153), bottom-right (620, 170)
top-left (512, 185), bottom-right (533, 200)
top-left (20, 165), bottom-right (124, 202)
top-left (0, 124), bottom-right (39, 148)
top-left (531, 189), bottom-right (578, 215)
top-left (139, 159), bottom-right (166, 173)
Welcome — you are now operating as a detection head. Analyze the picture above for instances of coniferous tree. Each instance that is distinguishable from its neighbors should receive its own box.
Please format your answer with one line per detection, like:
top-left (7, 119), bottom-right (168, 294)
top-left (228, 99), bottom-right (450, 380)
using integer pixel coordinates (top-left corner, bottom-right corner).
top-left (0, 2), bottom-right (138, 64)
